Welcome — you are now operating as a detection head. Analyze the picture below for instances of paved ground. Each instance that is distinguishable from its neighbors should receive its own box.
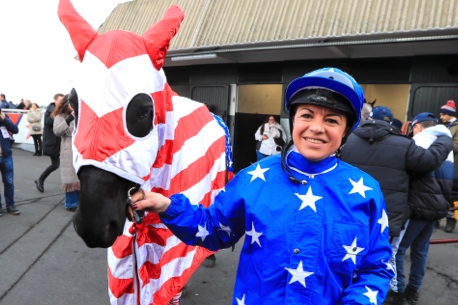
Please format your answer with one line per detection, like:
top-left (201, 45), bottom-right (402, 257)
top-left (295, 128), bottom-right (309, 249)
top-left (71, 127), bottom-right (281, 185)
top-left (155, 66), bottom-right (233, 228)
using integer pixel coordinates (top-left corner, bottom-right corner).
top-left (0, 148), bottom-right (457, 304)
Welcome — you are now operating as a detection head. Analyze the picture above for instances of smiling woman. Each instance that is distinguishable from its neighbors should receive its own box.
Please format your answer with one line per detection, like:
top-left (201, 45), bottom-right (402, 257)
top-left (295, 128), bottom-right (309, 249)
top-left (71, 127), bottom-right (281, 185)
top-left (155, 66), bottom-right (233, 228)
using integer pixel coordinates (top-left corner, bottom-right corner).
top-left (131, 67), bottom-right (395, 305)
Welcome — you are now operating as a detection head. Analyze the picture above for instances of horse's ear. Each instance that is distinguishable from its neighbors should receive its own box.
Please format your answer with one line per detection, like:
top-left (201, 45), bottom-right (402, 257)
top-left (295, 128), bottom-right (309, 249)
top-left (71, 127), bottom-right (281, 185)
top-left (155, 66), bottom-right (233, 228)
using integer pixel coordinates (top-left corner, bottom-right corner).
top-left (143, 5), bottom-right (184, 70)
top-left (58, 0), bottom-right (97, 62)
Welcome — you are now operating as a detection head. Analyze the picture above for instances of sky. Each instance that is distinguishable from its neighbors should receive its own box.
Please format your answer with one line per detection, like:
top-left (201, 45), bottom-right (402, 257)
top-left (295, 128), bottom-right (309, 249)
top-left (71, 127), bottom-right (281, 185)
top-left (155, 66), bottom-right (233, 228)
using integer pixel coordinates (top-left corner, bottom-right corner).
top-left (0, 0), bottom-right (130, 106)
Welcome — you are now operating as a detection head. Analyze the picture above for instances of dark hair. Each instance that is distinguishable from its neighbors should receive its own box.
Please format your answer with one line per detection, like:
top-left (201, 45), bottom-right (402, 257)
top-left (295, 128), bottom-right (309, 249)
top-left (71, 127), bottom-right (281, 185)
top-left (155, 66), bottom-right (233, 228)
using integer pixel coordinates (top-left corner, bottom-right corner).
top-left (418, 120), bottom-right (437, 129)
top-left (260, 115), bottom-right (276, 134)
top-left (51, 94), bottom-right (71, 118)
top-left (53, 93), bottom-right (64, 101)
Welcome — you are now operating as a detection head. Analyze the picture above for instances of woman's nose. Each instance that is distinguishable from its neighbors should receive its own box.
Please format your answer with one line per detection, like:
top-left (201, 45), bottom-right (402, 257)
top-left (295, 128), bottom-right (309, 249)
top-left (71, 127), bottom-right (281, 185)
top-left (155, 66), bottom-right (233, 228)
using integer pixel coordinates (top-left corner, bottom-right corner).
top-left (309, 119), bottom-right (324, 133)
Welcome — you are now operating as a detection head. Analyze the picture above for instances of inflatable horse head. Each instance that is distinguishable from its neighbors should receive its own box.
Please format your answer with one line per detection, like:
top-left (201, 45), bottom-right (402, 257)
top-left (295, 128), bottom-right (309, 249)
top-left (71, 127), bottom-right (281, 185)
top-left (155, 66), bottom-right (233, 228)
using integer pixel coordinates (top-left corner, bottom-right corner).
top-left (58, 0), bottom-right (229, 248)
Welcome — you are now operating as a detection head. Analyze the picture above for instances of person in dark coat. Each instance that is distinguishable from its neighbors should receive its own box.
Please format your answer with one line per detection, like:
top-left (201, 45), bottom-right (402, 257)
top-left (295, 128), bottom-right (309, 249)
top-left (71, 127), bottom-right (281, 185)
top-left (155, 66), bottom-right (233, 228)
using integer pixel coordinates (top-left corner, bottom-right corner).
top-left (387, 112), bottom-right (454, 305)
top-left (34, 93), bottom-right (64, 192)
top-left (340, 105), bottom-right (453, 294)
top-left (0, 110), bottom-right (19, 216)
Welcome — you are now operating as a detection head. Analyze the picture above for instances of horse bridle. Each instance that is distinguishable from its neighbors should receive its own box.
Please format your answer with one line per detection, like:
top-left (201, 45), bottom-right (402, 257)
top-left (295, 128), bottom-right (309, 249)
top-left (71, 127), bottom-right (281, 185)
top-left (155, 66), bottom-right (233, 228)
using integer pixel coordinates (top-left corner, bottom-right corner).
top-left (127, 185), bottom-right (145, 224)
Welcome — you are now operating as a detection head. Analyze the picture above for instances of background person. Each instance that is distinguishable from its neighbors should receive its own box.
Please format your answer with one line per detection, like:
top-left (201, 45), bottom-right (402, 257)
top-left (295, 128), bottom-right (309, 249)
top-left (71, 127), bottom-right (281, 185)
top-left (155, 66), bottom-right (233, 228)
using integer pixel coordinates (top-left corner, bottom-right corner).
top-left (0, 94), bottom-right (10, 109)
top-left (0, 109), bottom-right (19, 216)
top-left (254, 115), bottom-right (286, 161)
top-left (438, 99), bottom-right (458, 233)
top-left (340, 105), bottom-right (453, 296)
top-left (35, 93), bottom-right (64, 192)
top-left (52, 95), bottom-right (79, 212)
top-left (389, 112), bottom-right (453, 305)
top-left (131, 68), bottom-right (394, 305)
top-left (27, 102), bottom-right (43, 156)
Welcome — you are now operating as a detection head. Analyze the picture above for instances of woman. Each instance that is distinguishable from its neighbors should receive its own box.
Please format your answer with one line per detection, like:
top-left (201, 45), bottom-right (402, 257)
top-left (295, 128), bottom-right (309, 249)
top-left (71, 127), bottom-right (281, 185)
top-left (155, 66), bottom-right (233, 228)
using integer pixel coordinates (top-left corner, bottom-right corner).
top-left (254, 115), bottom-right (286, 160)
top-left (130, 68), bottom-right (393, 304)
top-left (27, 102), bottom-right (43, 156)
top-left (52, 95), bottom-right (79, 212)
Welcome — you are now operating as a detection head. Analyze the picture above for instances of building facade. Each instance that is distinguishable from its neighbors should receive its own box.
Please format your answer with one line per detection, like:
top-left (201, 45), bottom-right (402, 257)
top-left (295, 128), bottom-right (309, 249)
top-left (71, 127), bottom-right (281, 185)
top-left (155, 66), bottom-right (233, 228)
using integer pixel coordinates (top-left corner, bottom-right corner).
top-left (99, 0), bottom-right (458, 170)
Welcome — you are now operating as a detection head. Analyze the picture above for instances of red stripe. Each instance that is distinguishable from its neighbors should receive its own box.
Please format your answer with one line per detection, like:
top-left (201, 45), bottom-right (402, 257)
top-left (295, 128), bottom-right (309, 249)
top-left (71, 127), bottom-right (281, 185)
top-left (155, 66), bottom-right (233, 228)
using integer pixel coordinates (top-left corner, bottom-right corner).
top-left (152, 84), bottom-right (173, 125)
top-left (169, 136), bottom-right (226, 194)
top-left (149, 247), bottom-right (213, 305)
top-left (198, 170), bottom-right (227, 208)
top-left (75, 101), bottom-right (135, 161)
top-left (152, 140), bottom-right (174, 169)
top-left (88, 32), bottom-right (146, 69)
top-left (108, 266), bottom-right (134, 297)
top-left (110, 234), bottom-right (134, 259)
top-left (172, 105), bottom-right (214, 155)
top-left (152, 105), bottom-right (214, 169)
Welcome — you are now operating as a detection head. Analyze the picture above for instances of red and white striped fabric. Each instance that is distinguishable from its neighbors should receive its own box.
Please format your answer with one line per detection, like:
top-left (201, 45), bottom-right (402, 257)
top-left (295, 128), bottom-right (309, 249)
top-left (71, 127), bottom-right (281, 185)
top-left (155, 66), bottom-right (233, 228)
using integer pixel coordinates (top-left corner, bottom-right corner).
top-left (106, 95), bottom-right (228, 305)
top-left (58, 1), bottom-right (229, 304)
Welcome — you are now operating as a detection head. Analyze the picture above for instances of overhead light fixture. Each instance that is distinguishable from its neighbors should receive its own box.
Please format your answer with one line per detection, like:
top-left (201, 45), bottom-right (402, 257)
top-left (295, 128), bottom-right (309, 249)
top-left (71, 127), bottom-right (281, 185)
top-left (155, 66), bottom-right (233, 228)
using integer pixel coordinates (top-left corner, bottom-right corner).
top-left (171, 53), bottom-right (218, 62)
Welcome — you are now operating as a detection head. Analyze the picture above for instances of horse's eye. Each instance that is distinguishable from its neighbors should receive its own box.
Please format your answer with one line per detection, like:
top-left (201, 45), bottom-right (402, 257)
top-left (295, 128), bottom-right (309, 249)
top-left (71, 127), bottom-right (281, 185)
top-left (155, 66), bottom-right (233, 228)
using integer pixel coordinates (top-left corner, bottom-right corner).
top-left (126, 93), bottom-right (154, 138)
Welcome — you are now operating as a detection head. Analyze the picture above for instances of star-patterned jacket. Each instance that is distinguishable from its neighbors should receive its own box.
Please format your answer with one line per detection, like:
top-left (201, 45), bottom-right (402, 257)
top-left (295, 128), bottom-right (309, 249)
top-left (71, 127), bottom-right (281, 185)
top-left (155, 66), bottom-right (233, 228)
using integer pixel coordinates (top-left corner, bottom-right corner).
top-left (160, 148), bottom-right (394, 305)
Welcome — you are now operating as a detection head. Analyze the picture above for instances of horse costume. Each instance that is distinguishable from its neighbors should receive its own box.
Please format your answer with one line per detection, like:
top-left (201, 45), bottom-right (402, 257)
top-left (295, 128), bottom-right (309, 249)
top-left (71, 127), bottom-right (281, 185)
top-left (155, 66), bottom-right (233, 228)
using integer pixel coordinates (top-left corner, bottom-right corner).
top-left (58, 0), bottom-right (233, 304)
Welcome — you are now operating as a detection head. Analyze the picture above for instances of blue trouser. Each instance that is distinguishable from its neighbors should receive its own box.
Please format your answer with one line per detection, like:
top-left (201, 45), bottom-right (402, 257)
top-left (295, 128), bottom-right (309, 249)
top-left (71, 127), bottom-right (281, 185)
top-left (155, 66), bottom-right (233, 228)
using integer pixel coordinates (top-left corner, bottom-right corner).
top-left (256, 151), bottom-right (268, 161)
top-left (0, 155), bottom-right (15, 208)
top-left (65, 190), bottom-right (80, 209)
top-left (395, 219), bottom-right (435, 293)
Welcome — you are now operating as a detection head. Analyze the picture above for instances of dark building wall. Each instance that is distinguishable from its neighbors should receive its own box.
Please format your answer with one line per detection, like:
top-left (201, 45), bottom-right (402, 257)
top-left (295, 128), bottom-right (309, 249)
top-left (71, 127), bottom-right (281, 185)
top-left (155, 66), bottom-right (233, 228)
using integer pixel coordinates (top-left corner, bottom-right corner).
top-left (165, 56), bottom-right (458, 171)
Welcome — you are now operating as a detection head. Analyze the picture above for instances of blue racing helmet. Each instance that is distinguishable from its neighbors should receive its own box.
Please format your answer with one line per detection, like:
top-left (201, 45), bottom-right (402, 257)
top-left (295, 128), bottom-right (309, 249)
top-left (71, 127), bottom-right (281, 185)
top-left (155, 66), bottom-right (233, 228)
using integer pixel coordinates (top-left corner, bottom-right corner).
top-left (285, 67), bottom-right (364, 131)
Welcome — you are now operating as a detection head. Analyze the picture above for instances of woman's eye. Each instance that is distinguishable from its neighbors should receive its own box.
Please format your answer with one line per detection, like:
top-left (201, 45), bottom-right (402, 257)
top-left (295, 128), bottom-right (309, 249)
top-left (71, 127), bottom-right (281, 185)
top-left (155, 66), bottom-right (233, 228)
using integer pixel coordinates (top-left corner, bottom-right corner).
top-left (301, 113), bottom-right (312, 119)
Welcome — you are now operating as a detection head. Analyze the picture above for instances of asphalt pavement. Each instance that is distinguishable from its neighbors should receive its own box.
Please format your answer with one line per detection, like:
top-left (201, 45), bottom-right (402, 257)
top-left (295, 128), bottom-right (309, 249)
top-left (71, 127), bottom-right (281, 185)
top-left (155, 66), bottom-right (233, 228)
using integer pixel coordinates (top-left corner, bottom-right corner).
top-left (0, 148), bottom-right (457, 305)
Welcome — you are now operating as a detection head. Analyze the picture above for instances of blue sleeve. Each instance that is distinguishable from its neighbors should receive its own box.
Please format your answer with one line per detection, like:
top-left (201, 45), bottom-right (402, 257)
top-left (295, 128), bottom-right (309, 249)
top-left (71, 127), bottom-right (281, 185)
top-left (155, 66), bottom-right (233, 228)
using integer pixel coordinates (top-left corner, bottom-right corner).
top-left (160, 173), bottom-right (247, 251)
top-left (341, 189), bottom-right (394, 304)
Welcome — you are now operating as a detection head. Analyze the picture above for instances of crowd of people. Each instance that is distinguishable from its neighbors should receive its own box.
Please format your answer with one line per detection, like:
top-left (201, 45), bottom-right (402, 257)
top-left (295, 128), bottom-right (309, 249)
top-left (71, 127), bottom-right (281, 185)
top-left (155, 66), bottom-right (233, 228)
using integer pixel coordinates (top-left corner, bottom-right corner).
top-left (0, 92), bottom-right (80, 216)
top-left (1, 67), bottom-right (457, 304)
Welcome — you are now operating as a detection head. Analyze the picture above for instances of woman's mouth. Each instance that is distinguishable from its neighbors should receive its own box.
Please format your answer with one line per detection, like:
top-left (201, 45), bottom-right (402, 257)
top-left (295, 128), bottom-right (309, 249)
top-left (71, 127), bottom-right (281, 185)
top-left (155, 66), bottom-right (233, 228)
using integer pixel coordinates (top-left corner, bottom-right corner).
top-left (306, 137), bottom-right (325, 144)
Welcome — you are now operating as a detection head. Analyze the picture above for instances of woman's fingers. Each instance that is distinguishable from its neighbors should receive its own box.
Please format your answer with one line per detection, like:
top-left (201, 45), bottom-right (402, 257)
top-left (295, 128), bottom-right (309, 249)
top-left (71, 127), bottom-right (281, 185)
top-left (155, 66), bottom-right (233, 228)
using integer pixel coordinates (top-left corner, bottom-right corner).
top-left (132, 191), bottom-right (172, 213)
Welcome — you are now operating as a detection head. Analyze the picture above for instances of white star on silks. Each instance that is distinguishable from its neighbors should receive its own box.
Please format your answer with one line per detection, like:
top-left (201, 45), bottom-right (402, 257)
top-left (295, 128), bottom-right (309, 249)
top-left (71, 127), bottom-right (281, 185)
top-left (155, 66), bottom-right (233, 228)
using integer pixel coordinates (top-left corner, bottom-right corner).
top-left (342, 237), bottom-right (365, 264)
top-left (285, 260), bottom-right (314, 287)
top-left (377, 209), bottom-right (389, 233)
top-left (295, 186), bottom-right (322, 212)
top-left (196, 224), bottom-right (210, 241)
top-left (236, 294), bottom-right (246, 305)
top-left (245, 222), bottom-right (263, 247)
top-left (363, 286), bottom-right (379, 305)
top-left (218, 222), bottom-right (232, 236)
top-left (383, 260), bottom-right (395, 273)
top-left (349, 177), bottom-right (373, 198)
top-left (247, 164), bottom-right (269, 182)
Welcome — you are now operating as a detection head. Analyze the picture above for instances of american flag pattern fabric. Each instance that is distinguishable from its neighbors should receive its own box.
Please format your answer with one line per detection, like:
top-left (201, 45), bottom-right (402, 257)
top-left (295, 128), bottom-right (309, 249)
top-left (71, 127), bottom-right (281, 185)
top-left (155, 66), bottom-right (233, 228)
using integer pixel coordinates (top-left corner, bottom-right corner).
top-left (58, 1), bottom-right (231, 304)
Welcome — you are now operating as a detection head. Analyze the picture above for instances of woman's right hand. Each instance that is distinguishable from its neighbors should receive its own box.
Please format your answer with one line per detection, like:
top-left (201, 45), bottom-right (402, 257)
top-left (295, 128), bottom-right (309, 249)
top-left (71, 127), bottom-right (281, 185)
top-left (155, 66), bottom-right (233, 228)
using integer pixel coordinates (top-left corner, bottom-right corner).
top-left (131, 190), bottom-right (172, 213)
top-left (262, 135), bottom-right (268, 140)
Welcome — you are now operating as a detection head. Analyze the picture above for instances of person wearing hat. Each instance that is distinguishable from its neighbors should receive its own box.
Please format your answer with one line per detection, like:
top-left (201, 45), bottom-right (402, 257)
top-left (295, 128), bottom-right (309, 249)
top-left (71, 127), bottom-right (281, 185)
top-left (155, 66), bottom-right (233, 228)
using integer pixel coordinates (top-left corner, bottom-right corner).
top-left (391, 112), bottom-right (453, 305)
top-left (439, 99), bottom-right (458, 233)
top-left (127, 67), bottom-right (394, 304)
top-left (340, 105), bottom-right (453, 297)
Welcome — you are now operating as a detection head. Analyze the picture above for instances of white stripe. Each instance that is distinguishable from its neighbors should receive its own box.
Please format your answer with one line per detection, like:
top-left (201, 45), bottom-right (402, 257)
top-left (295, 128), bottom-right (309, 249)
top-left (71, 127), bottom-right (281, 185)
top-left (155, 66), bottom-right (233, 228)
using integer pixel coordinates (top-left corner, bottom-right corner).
top-left (171, 95), bottom-right (203, 120)
top-left (181, 152), bottom-right (226, 204)
top-left (75, 52), bottom-right (166, 118)
top-left (170, 120), bottom-right (225, 179)
top-left (108, 289), bottom-right (135, 305)
top-left (140, 247), bottom-right (198, 299)
top-left (136, 233), bottom-right (183, 265)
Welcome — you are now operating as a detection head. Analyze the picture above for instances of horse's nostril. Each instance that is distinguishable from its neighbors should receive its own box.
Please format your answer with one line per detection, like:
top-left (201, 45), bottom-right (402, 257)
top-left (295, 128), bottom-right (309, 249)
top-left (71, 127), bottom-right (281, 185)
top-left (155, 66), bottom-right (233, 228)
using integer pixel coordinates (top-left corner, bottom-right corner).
top-left (106, 221), bottom-right (122, 238)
